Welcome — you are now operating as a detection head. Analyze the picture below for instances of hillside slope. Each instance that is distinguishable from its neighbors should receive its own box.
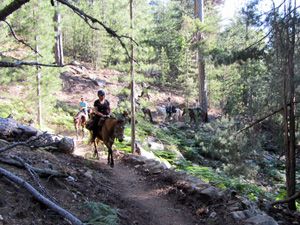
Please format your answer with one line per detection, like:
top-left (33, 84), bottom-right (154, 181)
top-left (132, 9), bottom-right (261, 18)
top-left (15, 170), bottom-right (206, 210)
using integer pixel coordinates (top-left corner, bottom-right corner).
top-left (0, 66), bottom-right (294, 225)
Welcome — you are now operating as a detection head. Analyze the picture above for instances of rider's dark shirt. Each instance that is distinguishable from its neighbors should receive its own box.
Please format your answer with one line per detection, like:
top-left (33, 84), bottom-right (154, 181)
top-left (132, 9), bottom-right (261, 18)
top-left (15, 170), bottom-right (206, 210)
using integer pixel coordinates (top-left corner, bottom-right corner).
top-left (94, 99), bottom-right (110, 116)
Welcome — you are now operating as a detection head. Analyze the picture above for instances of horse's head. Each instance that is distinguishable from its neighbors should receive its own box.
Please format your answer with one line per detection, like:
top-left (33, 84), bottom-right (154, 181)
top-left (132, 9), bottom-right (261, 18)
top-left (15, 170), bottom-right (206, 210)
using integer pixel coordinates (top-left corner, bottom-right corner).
top-left (114, 118), bottom-right (125, 142)
top-left (88, 108), bottom-right (94, 120)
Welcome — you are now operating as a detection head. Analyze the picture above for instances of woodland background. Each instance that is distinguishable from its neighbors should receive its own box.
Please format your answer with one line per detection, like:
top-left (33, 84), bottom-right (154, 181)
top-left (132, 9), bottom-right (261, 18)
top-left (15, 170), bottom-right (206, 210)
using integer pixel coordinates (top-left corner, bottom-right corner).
top-left (1, 0), bottom-right (300, 217)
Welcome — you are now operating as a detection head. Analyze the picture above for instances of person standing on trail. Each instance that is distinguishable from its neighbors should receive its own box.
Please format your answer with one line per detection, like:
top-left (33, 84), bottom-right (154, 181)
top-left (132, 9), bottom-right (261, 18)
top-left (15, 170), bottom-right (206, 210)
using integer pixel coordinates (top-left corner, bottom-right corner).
top-left (166, 97), bottom-right (173, 118)
top-left (195, 98), bottom-right (201, 115)
top-left (90, 90), bottom-right (111, 143)
top-left (79, 97), bottom-right (88, 115)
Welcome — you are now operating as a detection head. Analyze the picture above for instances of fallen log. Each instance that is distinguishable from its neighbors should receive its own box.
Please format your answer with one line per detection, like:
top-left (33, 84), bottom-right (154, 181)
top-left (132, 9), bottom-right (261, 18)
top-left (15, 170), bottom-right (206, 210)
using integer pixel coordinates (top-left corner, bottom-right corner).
top-left (0, 117), bottom-right (75, 154)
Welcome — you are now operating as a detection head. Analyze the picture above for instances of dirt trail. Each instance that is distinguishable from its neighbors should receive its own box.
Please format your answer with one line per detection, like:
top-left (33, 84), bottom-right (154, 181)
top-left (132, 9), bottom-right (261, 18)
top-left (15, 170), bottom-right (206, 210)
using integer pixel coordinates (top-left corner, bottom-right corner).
top-left (72, 134), bottom-right (198, 225)
top-left (111, 162), bottom-right (196, 225)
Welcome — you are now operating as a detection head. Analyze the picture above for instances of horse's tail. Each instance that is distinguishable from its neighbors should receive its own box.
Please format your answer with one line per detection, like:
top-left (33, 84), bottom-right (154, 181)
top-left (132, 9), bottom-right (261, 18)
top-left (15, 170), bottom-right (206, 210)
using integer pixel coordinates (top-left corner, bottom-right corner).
top-left (81, 115), bottom-right (87, 125)
top-left (178, 109), bottom-right (182, 121)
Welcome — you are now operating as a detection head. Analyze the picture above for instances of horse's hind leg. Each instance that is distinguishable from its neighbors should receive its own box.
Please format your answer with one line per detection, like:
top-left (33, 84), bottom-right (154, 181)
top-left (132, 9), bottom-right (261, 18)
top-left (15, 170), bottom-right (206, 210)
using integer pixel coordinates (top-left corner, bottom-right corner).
top-left (93, 141), bottom-right (99, 159)
top-left (82, 126), bottom-right (85, 140)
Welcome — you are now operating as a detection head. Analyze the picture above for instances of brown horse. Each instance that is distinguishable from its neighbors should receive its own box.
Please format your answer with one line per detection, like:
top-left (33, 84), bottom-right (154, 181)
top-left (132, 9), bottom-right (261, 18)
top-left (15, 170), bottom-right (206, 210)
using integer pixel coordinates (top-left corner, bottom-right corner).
top-left (74, 111), bottom-right (87, 140)
top-left (142, 108), bottom-right (153, 123)
top-left (198, 109), bottom-right (208, 122)
top-left (92, 117), bottom-right (125, 167)
top-left (182, 108), bottom-right (208, 123)
top-left (182, 108), bottom-right (196, 123)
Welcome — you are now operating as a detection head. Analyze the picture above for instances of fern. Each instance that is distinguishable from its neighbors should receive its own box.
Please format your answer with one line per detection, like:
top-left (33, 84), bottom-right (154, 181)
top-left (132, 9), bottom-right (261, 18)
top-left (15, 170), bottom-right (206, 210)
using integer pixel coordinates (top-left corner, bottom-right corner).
top-left (79, 201), bottom-right (120, 225)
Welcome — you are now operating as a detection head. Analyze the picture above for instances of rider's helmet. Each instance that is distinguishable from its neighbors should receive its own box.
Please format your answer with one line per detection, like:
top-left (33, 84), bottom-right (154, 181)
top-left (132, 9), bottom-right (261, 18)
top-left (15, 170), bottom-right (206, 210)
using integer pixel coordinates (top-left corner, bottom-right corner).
top-left (168, 97), bottom-right (171, 100)
top-left (98, 90), bottom-right (105, 96)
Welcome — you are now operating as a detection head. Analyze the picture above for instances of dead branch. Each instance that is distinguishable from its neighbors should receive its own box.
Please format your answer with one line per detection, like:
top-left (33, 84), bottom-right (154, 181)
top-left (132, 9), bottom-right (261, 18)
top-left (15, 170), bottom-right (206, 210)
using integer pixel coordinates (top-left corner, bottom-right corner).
top-left (0, 167), bottom-right (83, 225)
top-left (270, 189), bottom-right (300, 207)
top-left (0, 156), bottom-right (68, 178)
top-left (235, 107), bottom-right (283, 135)
top-left (0, 0), bottom-right (29, 21)
top-left (0, 0), bottom-right (138, 65)
top-left (0, 61), bottom-right (82, 68)
top-left (3, 20), bottom-right (42, 57)
top-left (13, 156), bottom-right (60, 204)
top-left (235, 100), bottom-right (300, 135)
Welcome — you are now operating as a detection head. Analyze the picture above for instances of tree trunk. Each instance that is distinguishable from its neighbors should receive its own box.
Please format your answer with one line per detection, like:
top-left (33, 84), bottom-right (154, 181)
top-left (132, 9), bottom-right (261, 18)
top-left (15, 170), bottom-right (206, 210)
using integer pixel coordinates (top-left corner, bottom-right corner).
top-left (130, 0), bottom-right (136, 154)
top-left (194, 0), bottom-right (207, 112)
top-left (286, 0), bottom-right (296, 210)
top-left (53, 2), bottom-right (64, 66)
top-left (34, 7), bottom-right (42, 129)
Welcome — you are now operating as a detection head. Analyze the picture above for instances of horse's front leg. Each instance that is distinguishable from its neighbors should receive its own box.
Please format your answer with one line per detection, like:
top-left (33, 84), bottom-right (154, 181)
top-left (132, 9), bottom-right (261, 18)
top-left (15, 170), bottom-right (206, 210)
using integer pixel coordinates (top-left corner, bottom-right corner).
top-left (108, 148), bottom-right (114, 167)
top-left (107, 144), bottom-right (114, 167)
top-left (75, 126), bottom-right (79, 140)
top-left (82, 126), bottom-right (85, 140)
top-left (164, 113), bottom-right (167, 122)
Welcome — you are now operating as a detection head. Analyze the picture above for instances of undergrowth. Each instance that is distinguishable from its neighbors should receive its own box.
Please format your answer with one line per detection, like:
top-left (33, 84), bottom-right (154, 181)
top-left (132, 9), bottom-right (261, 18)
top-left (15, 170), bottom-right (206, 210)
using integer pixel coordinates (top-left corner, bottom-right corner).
top-left (79, 201), bottom-right (120, 225)
top-left (130, 116), bottom-right (290, 206)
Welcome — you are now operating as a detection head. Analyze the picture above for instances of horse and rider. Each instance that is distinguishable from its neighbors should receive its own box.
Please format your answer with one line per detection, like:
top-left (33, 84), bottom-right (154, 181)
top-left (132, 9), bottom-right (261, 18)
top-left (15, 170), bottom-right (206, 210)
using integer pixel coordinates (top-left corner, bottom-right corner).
top-left (86, 90), bottom-right (125, 167)
top-left (182, 98), bottom-right (208, 123)
top-left (74, 97), bottom-right (89, 140)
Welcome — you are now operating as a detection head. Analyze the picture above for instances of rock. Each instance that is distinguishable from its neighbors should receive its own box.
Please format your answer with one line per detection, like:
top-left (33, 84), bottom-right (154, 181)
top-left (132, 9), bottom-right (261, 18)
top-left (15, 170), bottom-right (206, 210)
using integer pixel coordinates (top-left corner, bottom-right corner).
top-left (200, 187), bottom-right (217, 202)
top-left (230, 211), bottom-right (243, 220)
top-left (235, 211), bottom-right (247, 219)
top-left (148, 141), bottom-right (164, 151)
top-left (137, 143), bottom-right (156, 159)
top-left (241, 200), bottom-right (263, 215)
top-left (217, 188), bottom-right (232, 201)
top-left (209, 212), bottom-right (217, 218)
top-left (173, 122), bottom-right (187, 128)
top-left (243, 215), bottom-right (278, 225)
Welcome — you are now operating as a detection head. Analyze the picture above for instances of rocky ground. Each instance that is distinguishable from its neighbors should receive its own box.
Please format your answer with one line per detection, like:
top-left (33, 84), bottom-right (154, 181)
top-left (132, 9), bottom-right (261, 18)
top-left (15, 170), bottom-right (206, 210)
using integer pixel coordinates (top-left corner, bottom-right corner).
top-left (0, 65), bottom-right (298, 225)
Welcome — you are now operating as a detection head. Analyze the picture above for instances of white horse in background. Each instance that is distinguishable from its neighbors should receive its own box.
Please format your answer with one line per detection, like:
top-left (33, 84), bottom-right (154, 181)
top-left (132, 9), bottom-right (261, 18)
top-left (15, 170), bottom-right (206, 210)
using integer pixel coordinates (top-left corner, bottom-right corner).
top-left (156, 106), bottom-right (181, 122)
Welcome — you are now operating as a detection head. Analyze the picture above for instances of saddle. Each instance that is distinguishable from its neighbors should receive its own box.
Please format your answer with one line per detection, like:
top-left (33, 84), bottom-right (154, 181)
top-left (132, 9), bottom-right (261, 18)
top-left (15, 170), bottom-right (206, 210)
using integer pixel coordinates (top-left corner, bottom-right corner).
top-left (167, 108), bottom-right (176, 113)
top-left (172, 108), bottom-right (177, 113)
top-left (98, 117), bottom-right (107, 127)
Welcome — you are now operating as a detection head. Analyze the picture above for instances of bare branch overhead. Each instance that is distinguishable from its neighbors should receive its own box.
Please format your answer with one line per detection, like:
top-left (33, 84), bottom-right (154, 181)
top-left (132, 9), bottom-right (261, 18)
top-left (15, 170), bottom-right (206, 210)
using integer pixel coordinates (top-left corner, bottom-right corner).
top-left (0, 0), bottom-right (30, 21)
top-left (0, 0), bottom-right (139, 67)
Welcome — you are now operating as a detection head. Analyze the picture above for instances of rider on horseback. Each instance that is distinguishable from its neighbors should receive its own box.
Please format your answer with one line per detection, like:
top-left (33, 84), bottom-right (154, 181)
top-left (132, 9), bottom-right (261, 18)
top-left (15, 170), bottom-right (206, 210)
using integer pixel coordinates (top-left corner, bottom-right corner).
top-left (79, 97), bottom-right (88, 116)
top-left (166, 97), bottom-right (173, 118)
top-left (91, 90), bottom-right (111, 143)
